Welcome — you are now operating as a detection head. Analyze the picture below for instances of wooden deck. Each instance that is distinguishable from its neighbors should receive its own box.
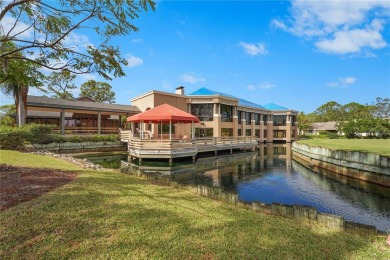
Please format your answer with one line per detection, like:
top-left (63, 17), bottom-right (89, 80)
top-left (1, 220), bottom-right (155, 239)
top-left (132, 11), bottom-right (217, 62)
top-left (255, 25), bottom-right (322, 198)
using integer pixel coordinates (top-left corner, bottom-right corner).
top-left (120, 130), bottom-right (259, 161)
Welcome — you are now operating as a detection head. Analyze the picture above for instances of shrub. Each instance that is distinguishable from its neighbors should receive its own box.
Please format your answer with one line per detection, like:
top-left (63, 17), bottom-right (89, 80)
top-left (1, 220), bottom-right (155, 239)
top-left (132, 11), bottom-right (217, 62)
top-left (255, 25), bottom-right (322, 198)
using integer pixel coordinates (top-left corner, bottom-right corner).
top-left (45, 134), bottom-right (120, 143)
top-left (26, 124), bottom-right (54, 144)
top-left (0, 126), bottom-right (30, 150)
top-left (327, 132), bottom-right (339, 139)
top-left (0, 124), bottom-right (120, 150)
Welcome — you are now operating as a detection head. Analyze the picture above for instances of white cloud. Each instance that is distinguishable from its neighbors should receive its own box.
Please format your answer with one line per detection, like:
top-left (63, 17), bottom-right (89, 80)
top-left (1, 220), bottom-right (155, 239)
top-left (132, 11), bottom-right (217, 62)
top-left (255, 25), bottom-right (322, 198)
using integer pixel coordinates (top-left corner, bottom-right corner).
top-left (239, 41), bottom-right (268, 56)
top-left (179, 73), bottom-right (205, 84)
top-left (131, 38), bottom-right (143, 43)
top-left (78, 73), bottom-right (97, 81)
top-left (340, 77), bottom-right (357, 85)
top-left (273, 0), bottom-right (390, 55)
top-left (1, 16), bottom-right (33, 40)
top-left (247, 82), bottom-right (276, 90)
top-left (327, 76), bottom-right (357, 87)
top-left (247, 84), bottom-right (256, 91)
top-left (315, 20), bottom-right (387, 54)
top-left (259, 82), bottom-right (276, 89)
top-left (125, 53), bottom-right (143, 68)
top-left (63, 32), bottom-right (91, 51)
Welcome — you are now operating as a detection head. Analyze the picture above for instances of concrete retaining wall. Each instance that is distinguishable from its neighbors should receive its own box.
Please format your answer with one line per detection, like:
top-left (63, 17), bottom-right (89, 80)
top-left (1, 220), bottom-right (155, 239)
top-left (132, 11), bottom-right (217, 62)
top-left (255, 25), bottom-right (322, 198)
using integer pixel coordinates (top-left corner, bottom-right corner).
top-left (33, 141), bottom-right (126, 154)
top-left (120, 162), bottom-right (381, 236)
top-left (292, 142), bottom-right (390, 187)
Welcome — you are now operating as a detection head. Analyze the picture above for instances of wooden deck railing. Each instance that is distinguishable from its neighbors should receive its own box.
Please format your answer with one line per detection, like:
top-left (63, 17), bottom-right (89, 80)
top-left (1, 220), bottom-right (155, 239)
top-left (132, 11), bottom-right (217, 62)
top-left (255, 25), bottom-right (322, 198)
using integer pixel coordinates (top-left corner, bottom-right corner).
top-left (128, 137), bottom-right (258, 150)
top-left (52, 127), bottom-right (119, 134)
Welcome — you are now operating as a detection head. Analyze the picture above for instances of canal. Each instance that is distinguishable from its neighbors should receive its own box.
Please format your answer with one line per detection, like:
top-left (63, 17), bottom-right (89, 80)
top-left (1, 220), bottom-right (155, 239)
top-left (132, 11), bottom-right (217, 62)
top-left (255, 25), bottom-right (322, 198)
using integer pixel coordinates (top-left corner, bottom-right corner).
top-left (84, 144), bottom-right (390, 232)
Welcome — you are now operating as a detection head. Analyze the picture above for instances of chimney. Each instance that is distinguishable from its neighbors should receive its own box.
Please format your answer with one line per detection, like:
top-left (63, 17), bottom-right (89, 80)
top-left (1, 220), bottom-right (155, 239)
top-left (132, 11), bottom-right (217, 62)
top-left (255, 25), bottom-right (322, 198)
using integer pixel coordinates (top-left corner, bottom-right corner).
top-left (175, 86), bottom-right (185, 95)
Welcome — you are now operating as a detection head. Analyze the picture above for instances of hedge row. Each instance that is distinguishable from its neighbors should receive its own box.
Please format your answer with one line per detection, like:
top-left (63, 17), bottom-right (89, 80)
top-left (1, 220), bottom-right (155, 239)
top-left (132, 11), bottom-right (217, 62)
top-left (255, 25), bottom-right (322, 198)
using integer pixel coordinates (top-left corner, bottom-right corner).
top-left (0, 124), bottom-right (120, 150)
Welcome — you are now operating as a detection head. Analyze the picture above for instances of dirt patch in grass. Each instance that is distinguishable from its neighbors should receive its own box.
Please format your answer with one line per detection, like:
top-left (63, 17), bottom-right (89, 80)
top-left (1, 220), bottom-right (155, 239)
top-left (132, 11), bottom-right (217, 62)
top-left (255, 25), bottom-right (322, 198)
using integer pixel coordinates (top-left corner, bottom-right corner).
top-left (0, 164), bottom-right (77, 211)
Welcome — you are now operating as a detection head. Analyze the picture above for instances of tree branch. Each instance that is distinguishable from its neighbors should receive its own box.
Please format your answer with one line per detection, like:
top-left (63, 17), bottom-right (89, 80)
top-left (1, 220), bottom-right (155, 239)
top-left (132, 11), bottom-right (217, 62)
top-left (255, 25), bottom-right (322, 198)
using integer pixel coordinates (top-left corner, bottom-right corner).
top-left (0, 0), bottom-right (34, 21)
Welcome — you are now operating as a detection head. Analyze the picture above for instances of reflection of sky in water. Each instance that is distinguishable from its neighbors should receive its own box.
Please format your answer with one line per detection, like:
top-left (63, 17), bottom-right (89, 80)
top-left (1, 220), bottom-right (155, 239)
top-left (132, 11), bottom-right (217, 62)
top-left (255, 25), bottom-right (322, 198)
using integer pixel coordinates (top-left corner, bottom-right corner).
top-left (238, 159), bottom-right (390, 232)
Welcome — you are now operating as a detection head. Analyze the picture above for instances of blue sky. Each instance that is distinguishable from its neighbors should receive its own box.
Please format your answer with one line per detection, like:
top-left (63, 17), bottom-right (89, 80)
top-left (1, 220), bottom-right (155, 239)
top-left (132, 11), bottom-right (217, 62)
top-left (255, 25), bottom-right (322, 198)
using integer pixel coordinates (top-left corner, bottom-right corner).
top-left (2, 0), bottom-right (390, 113)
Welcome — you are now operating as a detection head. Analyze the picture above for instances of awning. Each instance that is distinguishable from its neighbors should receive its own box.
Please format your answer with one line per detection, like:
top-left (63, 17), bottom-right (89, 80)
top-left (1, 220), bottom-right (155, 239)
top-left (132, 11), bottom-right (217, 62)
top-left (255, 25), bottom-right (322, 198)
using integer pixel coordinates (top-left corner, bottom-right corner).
top-left (127, 103), bottom-right (199, 123)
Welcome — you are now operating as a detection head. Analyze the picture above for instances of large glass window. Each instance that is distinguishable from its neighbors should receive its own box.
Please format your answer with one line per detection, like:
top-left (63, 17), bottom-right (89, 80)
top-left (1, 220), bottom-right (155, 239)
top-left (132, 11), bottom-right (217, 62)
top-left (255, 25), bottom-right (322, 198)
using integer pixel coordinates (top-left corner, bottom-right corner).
top-left (238, 129), bottom-right (242, 136)
top-left (237, 110), bottom-right (242, 124)
top-left (221, 104), bottom-right (233, 122)
top-left (195, 128), bottom-right (213, 137)
top-left (221, 128), bottom-right (233, 137)
top-left (255, 129), bottom-right (260, 137)
top-left (158, 123), bottom-right (175, 134)
top-left (245, 129), bottom-right (251, 136)
top-left (191, 104), bottom-right (213, 121)
top-left (254, 113), bottom-right (260, 125)
top-left (65, 119), bottom-right (81, 127)
top-left (245, 112), bottom-right (251, 125)
top-left (273, 115), bottom-right (287, 126)
top-left (273, 130), bottom-right (286, 138)
top-left (291, 115), bottom-right (296, 124)
top-left (263, 115), bottom-right (267, 125)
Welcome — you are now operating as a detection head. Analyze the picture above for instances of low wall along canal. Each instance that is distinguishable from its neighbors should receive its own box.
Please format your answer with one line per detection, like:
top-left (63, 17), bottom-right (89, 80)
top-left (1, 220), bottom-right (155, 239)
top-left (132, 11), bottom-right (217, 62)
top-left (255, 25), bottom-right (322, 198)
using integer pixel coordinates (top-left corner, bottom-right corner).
top-left (292, 142), bottom-right (390, 187)
top-left (33, 141), bottom-right (127, 154)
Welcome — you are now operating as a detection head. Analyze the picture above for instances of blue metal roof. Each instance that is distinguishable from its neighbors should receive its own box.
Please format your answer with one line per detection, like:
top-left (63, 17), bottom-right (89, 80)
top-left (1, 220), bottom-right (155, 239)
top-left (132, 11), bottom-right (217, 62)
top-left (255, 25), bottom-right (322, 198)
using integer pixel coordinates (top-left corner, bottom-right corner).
top-left (238, 98), bottom-right (265, 109)
top-left (263, 103), bottom-right (289, 111)
top-left (189, 87), bottom-right (236, 99)
top-left (189, 87), bottom-right (265, 110)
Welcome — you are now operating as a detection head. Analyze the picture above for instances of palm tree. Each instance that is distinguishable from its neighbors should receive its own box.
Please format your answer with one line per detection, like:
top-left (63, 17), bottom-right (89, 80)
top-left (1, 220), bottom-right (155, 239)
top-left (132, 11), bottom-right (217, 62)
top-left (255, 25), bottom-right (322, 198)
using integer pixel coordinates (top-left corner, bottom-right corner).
top-left (0, 43), bottom-right (44, 126)
top-left (1, 82), bottom-right (28, 126)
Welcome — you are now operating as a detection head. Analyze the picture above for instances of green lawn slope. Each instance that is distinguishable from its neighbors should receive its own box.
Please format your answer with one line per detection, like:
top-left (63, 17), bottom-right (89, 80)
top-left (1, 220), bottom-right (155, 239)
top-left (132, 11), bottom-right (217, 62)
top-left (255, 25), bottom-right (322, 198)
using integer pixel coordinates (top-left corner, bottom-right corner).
top-left (297, 139), bottom-right (390, 157)
top-left (0, 150), bottom-right (388, 259)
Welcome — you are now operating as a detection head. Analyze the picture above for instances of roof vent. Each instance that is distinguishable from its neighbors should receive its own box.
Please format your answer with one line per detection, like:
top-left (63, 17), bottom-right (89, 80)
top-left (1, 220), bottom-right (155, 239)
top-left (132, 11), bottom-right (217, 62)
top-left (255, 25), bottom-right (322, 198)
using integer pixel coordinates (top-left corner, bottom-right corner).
top-left (175, 86), bottom-right (185, 95)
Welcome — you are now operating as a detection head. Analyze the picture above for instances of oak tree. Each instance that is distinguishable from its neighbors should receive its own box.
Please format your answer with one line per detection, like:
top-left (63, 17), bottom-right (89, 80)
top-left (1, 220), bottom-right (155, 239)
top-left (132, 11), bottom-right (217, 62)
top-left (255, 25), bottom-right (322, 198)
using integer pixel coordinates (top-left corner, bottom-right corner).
top-left (45, 70), bottom-right (76, 100)
top-left (0, 0), bottom-right (155, 79)
top-left (80, 80), bottom-right (115, 103)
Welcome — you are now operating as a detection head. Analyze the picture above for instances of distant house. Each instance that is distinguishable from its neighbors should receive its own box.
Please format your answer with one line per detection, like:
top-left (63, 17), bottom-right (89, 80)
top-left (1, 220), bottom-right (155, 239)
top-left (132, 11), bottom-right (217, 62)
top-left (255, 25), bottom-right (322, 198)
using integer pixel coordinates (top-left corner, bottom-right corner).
top-left (304, 121), bottom-right (342, 135)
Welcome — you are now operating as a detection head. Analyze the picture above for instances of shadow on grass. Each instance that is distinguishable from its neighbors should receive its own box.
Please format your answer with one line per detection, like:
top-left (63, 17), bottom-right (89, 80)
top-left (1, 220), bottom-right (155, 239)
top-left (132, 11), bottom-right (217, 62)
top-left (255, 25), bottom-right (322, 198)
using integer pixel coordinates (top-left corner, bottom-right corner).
top-left (1, 170), bottom-right (388, 259)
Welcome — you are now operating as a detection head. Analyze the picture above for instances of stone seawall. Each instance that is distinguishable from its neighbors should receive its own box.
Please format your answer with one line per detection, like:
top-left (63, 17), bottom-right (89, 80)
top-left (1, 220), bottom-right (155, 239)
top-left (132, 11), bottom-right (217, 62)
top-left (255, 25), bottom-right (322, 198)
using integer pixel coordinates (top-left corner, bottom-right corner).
top-left (120, 161), bottom-right (383, 236)
top-left (292, 142), bottom-right (390, 187)
top-left (33, 141), bottom-right (126, 154)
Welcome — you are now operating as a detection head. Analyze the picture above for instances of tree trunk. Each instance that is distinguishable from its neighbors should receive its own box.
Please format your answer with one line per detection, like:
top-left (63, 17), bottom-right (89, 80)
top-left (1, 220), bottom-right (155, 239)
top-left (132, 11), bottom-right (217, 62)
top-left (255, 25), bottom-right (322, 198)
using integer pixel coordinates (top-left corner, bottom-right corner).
top-left (16, 86), bottom-right (28, 127)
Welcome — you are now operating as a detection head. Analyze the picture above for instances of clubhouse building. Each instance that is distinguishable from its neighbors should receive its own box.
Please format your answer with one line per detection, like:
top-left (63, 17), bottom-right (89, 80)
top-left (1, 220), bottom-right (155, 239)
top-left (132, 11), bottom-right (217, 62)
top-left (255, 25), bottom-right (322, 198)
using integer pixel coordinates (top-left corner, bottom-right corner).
top-left (24, 86), bottom-right (298, 143)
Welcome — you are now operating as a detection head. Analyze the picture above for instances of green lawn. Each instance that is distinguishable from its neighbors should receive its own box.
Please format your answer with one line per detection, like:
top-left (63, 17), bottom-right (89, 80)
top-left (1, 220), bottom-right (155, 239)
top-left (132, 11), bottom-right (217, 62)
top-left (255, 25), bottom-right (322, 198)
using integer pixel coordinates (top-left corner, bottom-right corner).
top-left (1, 150), bottom-right (389, 259)
top-left (297, 139), bottom-right (390, 157)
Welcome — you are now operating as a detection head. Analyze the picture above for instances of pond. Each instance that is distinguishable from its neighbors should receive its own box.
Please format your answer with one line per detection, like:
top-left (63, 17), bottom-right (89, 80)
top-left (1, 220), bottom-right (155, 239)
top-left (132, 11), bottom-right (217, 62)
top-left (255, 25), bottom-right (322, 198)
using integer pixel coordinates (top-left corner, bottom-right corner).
top-left (83, 145), bottom-right (390, 232)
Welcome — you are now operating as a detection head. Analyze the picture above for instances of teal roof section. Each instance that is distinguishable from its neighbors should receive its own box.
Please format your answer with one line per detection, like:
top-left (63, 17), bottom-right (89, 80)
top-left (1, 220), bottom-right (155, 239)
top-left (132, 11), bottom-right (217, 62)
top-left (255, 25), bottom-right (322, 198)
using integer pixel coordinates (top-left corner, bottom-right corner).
top-left (238, 98), bottom-right (265, 109)
top-left (263, 103), bottom-right (289, 111)
top-left (189, 87), bottom-right (265, 110)
top-left (189, 87), bottom-right (236, 99)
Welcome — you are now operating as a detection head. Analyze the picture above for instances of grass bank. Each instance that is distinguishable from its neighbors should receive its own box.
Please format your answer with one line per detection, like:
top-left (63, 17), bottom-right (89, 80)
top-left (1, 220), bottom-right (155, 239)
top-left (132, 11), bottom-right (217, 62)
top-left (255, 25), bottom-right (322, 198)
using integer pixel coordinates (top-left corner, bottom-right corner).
top-left (1, 150), bottom-right (389, 259)
top-left (297, 139), bottom-right (390, 157)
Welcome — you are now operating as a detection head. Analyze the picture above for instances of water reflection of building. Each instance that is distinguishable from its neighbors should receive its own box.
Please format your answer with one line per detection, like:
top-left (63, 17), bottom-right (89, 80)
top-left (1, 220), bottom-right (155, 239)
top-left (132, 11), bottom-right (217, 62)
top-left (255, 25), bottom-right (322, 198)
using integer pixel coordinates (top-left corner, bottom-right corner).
top-left (125, 144), bottom-right (292, 189)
